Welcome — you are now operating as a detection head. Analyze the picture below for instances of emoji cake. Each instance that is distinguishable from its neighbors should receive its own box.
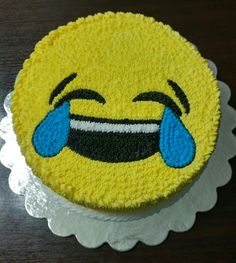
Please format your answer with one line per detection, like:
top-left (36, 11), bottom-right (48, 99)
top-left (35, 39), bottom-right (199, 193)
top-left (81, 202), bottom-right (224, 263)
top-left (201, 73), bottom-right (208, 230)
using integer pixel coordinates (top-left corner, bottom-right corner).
top-left (11, 12), bottom-right (221, 210)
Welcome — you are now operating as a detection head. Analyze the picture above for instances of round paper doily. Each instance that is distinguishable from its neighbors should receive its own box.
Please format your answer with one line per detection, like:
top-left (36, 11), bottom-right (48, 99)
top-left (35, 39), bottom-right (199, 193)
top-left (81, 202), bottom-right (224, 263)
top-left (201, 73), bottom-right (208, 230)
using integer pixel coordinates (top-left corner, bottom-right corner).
top-left (0, 59), bottom-right (235, 251)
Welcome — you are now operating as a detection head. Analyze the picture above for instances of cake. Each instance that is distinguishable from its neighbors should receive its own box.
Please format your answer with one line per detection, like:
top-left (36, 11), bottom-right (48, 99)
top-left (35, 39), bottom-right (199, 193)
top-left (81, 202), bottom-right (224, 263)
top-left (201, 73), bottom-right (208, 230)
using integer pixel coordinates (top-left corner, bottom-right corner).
top-left (11, 12), bottom-right (221, 210)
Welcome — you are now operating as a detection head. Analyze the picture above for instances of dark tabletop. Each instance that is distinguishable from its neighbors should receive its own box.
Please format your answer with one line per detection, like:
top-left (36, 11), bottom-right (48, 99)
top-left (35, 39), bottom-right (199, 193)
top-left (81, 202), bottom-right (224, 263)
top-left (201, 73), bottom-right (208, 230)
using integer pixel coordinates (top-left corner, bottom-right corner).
top-left (0, 0), bottom-right (235, 262)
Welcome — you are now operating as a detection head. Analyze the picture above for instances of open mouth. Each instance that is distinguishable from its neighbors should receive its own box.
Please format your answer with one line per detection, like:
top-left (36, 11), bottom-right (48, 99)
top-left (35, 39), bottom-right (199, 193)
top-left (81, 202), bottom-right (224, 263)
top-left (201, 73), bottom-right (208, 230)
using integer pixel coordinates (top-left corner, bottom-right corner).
top-left (67, 115), bottom-right (161, 162)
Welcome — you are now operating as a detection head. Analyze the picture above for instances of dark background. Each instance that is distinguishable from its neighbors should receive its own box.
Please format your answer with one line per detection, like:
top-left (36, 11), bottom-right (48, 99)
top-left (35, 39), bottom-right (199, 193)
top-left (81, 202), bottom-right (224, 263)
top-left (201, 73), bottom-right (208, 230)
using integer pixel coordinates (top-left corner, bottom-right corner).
top-left (0, 0), bottom-right (235, 262)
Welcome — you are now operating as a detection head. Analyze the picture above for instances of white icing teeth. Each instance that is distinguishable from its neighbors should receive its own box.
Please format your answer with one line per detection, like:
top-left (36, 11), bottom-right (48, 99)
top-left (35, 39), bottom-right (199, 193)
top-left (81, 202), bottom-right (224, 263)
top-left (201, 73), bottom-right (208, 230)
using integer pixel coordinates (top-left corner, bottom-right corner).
top-left (70, 119), bottom-right (160, 134)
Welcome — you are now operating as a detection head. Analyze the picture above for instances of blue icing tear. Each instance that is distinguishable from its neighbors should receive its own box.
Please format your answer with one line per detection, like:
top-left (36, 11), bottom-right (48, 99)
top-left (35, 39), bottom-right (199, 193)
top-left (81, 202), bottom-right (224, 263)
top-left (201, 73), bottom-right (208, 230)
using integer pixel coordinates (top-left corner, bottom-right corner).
top-left (159, 107), bottom-right (196, 168)
top-left (32, 102), bottom-right (70, 157)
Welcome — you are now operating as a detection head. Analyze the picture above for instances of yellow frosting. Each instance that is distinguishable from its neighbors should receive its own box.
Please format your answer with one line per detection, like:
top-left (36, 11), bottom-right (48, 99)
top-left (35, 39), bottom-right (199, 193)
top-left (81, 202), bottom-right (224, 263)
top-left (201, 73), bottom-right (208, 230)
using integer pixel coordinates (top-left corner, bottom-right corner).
top-left (11, 12), bottom-right (220, 210)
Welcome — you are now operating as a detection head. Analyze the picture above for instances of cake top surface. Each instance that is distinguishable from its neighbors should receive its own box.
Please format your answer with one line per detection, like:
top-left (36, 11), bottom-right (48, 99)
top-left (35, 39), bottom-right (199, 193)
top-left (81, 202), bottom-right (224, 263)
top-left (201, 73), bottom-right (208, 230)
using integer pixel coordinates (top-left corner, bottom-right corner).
top-left (12, 12), bottom-right (220, 210)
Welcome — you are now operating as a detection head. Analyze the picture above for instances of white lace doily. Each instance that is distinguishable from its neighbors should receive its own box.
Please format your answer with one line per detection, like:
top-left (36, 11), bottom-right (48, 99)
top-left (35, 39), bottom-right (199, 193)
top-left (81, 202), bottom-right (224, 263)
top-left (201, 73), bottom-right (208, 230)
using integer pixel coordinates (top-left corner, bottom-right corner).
top-left (0, 59), bottom-right (236, 251)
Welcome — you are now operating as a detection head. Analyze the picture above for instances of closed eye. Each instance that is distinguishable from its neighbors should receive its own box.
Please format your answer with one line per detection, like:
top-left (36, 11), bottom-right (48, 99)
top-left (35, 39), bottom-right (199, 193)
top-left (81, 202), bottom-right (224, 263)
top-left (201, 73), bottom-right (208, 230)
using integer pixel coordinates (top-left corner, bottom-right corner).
top-left (49, 73), bottom-right (77, 105)
top-left (133, 91), bottom-right (182, 116)
top-left (54, 89), bottom-right (106, 108)
top-left (49, 73), bottom-right (106, 107)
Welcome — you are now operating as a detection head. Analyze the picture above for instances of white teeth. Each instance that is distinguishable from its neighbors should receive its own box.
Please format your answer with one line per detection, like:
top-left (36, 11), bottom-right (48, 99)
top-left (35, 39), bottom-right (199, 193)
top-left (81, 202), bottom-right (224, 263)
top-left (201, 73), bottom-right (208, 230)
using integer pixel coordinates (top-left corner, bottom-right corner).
top-left (70, 119), bottom-right (160, 134)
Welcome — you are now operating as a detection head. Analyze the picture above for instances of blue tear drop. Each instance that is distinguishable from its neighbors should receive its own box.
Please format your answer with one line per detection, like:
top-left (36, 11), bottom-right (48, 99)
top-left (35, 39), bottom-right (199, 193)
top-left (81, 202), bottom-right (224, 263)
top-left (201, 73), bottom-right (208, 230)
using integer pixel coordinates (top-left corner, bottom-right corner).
top-left (159, 107), bottom-right (196, 168)
top-left (32, 102), bottom-right (70, 157)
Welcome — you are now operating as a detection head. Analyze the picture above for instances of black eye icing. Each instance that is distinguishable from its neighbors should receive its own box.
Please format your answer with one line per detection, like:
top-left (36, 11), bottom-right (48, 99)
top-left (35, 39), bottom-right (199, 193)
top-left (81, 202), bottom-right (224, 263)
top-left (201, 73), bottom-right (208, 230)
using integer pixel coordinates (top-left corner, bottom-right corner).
top-left (48, 73), bottom-right (106, 107)
top-left (49, 73), bottom-right (77, 105)
top-left (167, 80), bottom-right (190, 114)
top-left (133, 91), bottom-right (182, 117)
top-left (54, 89), bottom-right (106, 108)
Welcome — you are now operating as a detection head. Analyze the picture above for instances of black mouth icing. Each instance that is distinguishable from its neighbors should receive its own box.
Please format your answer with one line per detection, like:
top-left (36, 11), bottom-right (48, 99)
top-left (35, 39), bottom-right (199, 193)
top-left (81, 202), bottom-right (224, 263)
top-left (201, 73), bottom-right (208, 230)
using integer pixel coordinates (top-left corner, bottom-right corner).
top-left (67, 115), bottom-right (161, 162)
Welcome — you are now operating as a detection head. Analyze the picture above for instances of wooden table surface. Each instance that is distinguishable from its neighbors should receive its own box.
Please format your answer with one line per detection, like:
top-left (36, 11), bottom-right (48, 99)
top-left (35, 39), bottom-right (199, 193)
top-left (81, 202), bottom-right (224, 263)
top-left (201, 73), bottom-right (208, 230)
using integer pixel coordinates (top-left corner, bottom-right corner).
top-left (0, 0), bottom-right (235, 262)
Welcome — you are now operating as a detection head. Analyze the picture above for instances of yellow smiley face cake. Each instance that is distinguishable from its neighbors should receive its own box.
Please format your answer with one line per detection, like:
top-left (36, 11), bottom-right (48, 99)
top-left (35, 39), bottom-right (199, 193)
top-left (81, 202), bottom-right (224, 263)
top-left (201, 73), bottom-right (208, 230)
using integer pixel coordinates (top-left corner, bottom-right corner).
top-left (11, 12), bottom-right (220, 210)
